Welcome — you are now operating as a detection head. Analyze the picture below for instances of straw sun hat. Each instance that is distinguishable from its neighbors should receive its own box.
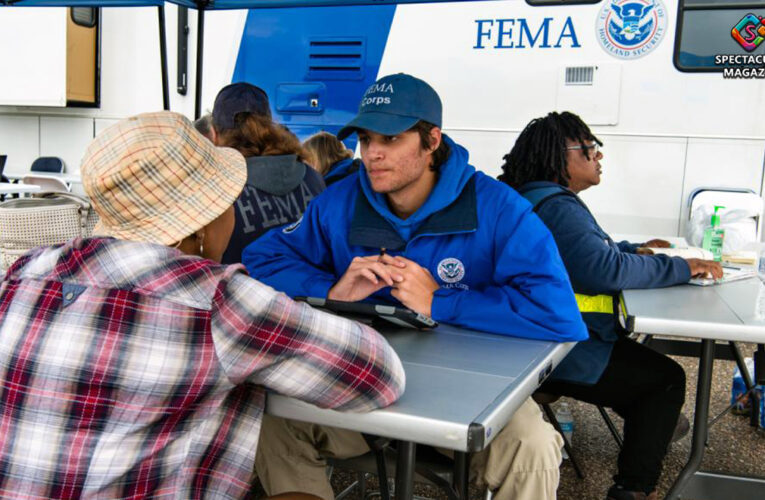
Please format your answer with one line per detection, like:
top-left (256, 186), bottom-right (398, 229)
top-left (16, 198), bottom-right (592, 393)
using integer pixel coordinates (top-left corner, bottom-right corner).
top-left (81, 111), bottom-right (246, 245)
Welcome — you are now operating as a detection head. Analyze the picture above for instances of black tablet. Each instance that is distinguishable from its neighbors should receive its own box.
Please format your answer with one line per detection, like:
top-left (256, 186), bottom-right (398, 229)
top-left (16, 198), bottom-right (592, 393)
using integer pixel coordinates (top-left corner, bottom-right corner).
top-left (295, 296), bottom-right (437, 330)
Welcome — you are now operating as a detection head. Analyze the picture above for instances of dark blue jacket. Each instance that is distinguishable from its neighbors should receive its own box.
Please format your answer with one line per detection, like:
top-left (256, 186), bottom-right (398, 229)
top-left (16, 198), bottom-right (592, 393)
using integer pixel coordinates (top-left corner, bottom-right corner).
top-left (324, 158), bottom-right (361, 186)
top-left (221, 154), bottom-right (325, 264)
top-left (519, 181), bottom-right (691, 383)
top-left (242, 137), bottom-right (588, 342)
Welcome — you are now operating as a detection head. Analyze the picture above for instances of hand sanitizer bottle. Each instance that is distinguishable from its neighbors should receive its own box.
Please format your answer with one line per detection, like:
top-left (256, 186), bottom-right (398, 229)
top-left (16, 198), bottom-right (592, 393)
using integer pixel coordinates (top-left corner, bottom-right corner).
top-left (702, 205), bottom-right (725, 262)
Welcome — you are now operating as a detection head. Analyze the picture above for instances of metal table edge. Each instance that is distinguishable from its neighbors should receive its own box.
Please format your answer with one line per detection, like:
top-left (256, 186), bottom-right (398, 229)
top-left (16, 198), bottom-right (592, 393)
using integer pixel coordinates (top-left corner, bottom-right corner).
top-left (265, 394), bottom-right (473, 451)
top-left (466, 341), bottom-right (577, 452)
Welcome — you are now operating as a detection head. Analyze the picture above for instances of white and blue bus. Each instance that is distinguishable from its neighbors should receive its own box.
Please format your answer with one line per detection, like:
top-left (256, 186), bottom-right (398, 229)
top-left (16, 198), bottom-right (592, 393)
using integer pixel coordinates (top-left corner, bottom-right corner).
top-left (1, 0), bottom-right (764, 237)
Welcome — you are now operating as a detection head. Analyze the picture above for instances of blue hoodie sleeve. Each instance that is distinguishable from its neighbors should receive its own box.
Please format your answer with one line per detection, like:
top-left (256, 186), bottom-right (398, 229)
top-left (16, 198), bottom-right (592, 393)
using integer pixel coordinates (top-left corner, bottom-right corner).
top-left (430, 203), bottom-right (588, 342)
top-left (536, 197), bottom-right (691, 295)
top-left (242, 199), bottom-right (337, 298)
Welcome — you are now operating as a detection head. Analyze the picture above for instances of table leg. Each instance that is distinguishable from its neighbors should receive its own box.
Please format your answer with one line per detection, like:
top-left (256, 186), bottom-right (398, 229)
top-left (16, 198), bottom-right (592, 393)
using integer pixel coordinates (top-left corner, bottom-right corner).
top-left (666, 339), bottom-right (715, 500)
top-left (453, 451), bottom-right (470, 500)
top-left (395, 441), bottom-right (416, 500)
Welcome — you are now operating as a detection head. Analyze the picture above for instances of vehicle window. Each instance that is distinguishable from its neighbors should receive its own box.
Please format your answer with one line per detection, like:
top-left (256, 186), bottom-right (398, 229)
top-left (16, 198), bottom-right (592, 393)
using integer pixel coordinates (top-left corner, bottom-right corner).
top-left (675, 0), bottom-right (765, 71)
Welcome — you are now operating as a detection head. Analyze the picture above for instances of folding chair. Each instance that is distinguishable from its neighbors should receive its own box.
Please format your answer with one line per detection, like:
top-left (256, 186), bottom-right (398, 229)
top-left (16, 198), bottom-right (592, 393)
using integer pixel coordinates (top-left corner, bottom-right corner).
top-left (532, 392), bottom-right (623, 480)
top-left (687, 187), bottom-right (763, 249)
top-left (22, 175), bottom-right (70, 194)
top-left (328, 438), bottom-right (466, 500)
top-left (645, 186), bottom-right (765, 427)
top-left (30, 156), bottom-right (66, 174)
top-left (0, 155), bottom-right (9, 202)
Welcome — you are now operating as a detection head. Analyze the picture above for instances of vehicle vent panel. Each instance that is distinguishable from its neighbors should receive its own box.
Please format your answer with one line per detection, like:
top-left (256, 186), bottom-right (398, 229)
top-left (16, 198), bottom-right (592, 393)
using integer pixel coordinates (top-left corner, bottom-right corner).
top-left (307, 38), bottom-right (366, 81)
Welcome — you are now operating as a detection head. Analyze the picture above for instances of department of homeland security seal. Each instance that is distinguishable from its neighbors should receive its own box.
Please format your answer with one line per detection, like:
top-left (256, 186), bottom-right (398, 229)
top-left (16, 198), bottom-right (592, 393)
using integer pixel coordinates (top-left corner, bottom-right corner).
top-left (596, 0), bottom-right (667, 59)
top-left (437, 258), bottom-right (465, 284)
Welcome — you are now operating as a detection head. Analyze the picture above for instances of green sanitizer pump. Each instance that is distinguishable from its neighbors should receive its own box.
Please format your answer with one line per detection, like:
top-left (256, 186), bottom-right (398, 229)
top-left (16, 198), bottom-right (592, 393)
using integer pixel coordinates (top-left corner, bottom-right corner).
top-left (702, 205), bottom-right (725, 261)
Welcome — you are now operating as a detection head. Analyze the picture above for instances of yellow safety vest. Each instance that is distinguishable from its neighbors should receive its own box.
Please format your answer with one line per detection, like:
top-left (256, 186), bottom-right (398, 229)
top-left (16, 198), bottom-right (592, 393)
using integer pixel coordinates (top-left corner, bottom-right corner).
top-left (574, 293), bottom-right (614, 314)
top-left (574, 293), bottom-right (629, 321)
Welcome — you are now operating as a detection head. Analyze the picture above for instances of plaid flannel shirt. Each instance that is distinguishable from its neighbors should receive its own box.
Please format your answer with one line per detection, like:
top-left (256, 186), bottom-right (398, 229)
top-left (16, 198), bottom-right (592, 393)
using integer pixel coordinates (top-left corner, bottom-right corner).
top-left (0, 238), bottom-right (405, 499)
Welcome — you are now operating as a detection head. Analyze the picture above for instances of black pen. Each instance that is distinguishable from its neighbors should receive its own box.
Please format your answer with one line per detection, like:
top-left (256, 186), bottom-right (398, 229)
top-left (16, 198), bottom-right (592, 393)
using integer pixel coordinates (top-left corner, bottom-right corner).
top-left (378, 247), bottom-right (386, 262)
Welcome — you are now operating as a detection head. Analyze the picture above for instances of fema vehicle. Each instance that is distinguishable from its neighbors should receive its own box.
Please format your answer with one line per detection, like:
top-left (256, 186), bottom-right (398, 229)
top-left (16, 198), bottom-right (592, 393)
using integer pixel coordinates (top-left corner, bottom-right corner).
top-left (0, 0), bottom-right (764, 237)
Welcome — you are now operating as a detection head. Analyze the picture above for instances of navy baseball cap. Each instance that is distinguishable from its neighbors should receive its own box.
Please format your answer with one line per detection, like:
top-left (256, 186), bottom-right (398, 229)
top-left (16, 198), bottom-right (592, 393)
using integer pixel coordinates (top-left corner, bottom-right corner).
top-left (212, 82), bottom-right (271, 130)
top-left (337, 73), bottom-right (442, 140)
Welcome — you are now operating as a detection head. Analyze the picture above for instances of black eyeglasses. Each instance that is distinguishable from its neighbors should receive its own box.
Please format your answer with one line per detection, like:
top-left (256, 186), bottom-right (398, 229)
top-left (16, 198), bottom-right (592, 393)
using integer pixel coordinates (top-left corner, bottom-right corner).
top-left (566, 143), bottom-right (601, 155)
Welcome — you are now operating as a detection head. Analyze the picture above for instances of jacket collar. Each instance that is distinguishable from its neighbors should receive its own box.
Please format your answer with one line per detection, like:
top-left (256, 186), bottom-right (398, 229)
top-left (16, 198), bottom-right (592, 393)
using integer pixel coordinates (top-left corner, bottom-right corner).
top-left (518, 180), bottom-right (572, 195)
top-left (325, 158), bottom-right (359, 181)
top-left (348, 176), bottom-right (477, 250)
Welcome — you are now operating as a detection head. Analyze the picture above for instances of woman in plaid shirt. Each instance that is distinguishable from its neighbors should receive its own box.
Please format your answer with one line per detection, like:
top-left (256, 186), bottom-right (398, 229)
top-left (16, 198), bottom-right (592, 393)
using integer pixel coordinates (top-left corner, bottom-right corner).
top-left (0, 111), bottom-right (405, 499)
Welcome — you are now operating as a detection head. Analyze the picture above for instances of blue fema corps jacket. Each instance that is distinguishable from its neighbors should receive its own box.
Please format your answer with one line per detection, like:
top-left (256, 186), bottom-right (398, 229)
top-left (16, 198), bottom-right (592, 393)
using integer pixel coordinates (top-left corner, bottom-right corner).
top-left (324, 158), bottom-right (361, 186)
top-left (519, 181), bottom-right (691, 384)
top-left (243, 136), bottom-right (587, 341)
top-left (243, 136), bottom-right (587, 342)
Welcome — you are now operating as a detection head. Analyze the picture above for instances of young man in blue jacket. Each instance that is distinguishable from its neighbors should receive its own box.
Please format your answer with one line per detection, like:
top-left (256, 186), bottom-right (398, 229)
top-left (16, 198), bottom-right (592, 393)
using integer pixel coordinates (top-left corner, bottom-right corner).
top-left (498, 111), bottom-right (722, 500)
top-left (243, 74), bottom-right (588, 500)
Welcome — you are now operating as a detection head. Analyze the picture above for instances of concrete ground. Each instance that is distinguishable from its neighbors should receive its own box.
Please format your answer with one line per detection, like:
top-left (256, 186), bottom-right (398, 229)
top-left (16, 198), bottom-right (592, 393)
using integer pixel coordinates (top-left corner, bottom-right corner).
top-left (327, 342), bottom-right (765, 500)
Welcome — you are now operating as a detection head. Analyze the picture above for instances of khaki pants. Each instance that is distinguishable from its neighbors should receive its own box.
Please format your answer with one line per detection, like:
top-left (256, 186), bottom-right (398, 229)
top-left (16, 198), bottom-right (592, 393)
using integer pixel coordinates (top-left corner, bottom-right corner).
top-left (255, 398), bottom-right (563, 500)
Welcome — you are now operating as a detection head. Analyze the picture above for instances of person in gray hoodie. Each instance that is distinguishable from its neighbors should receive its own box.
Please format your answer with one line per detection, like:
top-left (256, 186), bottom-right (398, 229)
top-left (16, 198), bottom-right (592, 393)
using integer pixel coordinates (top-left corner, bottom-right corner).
top-left (210, 82), bottom-right (326, 264)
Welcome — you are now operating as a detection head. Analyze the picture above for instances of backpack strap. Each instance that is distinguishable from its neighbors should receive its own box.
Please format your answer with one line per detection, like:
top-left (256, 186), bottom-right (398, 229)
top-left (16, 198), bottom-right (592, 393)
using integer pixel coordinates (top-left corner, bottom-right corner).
top-left (521, 185), bottom-right (616, 320)
top-left (520, 185), bottom-right (575, 213)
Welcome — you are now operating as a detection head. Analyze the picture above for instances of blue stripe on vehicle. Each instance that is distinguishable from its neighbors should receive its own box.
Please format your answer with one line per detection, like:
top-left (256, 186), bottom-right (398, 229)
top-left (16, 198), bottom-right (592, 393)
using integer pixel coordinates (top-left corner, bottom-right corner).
top-left (232, 5), bottom-right (397, 150)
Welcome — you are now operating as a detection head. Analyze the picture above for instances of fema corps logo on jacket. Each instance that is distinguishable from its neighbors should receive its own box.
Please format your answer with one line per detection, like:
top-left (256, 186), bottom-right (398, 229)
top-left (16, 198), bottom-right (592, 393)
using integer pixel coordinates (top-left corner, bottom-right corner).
top-left (596, 0), bottom-right (667, 59)
top-left (282, 215), bottom-right (303, 234)
top-left (437, 258), bottom-right (466, 288)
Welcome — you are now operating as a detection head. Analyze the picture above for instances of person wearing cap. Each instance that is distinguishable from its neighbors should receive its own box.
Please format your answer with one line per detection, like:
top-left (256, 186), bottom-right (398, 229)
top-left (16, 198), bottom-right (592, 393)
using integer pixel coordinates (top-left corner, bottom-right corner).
top-left (243, 74), bottom-right (588, 500)
top-left (0, 111), bottom-right (405, 499)
top-left (209, 82), bottom-right (325, 264)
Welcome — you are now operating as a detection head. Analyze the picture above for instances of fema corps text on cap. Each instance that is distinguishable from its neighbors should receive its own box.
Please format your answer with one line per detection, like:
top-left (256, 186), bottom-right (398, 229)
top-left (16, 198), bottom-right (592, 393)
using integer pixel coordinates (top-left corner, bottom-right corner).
top-left (337, 73), bottom-right (442, 140)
